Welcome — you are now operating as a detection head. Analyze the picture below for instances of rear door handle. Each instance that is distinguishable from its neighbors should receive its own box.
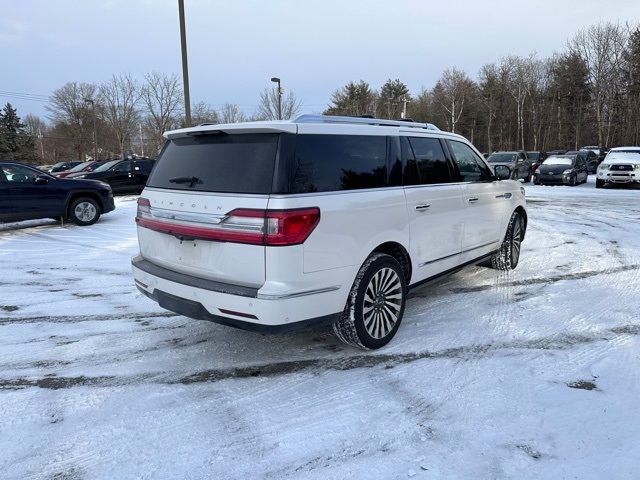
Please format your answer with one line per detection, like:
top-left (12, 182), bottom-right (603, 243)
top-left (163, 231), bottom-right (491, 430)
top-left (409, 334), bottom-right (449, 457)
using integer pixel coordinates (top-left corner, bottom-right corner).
top-left (467, 197), bottom-right (479, 203)
top-left (414, 204), bottom-right (431, 211)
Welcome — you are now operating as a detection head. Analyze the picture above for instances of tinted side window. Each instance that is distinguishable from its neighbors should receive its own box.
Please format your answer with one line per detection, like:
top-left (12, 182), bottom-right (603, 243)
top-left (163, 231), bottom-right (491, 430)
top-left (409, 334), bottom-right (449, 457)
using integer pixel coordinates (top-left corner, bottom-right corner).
top-left (289, 135), bottom-right (387, 193)
top-left (1, 165), bottom-right (38, 183)
top-left (113, 161), bottom-right (132, 172)
top-left (448, 141), bottom-right (493, 182)
top-left (401, 136), bottom-right (419, 186)
top-left (407, 137), bottom-right (452, 185)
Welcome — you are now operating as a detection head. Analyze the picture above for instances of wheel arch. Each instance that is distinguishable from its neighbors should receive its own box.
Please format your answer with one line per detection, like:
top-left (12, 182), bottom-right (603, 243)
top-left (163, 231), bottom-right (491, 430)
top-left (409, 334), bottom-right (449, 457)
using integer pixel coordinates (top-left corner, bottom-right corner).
top-left (370, 241), bottom-right (412, 285)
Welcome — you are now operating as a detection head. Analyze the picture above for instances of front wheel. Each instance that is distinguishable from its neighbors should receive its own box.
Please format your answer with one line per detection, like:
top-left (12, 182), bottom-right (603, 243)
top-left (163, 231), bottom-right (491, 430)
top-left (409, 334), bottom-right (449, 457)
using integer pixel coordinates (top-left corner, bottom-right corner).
top-left (69, 197), bottom-right (101, 226)
top-left (525, 172), bottom-right (532, 183)
top-left (333, 253), bottom-right (407, 350)
top-left (485, 211), bottom-right (523, 271)
top-left (596, 179), bottom-right (605, 189)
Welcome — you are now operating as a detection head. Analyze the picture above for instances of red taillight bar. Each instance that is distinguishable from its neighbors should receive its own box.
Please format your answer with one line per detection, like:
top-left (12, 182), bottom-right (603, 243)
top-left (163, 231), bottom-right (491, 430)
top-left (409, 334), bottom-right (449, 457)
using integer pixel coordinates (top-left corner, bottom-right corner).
top-left (135, 200), bottom-right (320, 247)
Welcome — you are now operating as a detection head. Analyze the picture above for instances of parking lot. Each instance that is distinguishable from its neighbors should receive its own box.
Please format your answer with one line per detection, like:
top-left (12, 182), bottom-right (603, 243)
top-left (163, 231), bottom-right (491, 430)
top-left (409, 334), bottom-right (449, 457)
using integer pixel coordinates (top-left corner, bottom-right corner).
top-left (1, 177), bottom-right (639, 479)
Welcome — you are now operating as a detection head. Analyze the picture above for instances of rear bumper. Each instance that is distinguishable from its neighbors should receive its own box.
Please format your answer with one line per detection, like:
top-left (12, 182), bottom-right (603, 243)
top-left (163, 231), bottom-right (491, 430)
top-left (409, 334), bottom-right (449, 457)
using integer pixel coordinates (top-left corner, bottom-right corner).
top-left (131, 255), bottom-right (344, 332)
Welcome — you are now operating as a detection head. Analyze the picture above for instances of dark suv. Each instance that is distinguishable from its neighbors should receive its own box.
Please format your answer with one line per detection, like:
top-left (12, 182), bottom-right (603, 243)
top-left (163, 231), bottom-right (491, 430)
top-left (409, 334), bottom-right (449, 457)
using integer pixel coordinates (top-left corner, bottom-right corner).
top-left (0, 162), bottom-right (115, 226)
top-left (486, 151), bottom-right (533, 182)
top-left (72, 159), bottom-right (155, 194)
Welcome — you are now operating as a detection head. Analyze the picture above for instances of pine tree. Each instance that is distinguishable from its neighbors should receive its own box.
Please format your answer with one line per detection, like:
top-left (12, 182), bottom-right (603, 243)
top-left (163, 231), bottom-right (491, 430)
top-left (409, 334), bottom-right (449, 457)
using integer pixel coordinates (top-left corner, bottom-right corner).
top-left (324, 81), bottom-right (377, 117)
top-left (0, 103), bottom-right (37, 163)
top-left (377, 79), bottom-right (410, 119)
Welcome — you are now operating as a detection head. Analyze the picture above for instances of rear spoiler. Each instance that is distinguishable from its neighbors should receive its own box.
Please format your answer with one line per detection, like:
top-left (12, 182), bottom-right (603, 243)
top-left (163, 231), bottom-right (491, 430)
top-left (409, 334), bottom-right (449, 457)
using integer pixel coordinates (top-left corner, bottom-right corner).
top-left (164, 122), bottom-right (297, 139)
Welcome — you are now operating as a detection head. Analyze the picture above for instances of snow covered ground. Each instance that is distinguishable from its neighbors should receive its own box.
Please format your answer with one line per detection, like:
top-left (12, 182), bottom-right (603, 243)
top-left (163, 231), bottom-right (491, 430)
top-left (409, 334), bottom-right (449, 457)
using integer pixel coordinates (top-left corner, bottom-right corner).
top-left (1, 176), bottom-right (639, 479)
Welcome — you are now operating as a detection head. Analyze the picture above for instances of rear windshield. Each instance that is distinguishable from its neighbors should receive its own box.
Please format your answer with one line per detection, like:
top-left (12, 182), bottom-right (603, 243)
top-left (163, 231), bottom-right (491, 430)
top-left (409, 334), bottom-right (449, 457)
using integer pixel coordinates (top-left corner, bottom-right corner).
top-left (147, 133), bottom-right (278, 194)
top-left (487, 153), bottom-right (517, 163)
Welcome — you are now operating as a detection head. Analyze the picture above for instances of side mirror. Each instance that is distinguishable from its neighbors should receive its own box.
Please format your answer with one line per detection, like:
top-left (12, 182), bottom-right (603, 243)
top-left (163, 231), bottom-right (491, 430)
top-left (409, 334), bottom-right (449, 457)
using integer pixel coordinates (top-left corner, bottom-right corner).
top-left (34, 175), bottom-right (49, 185)
top-left (494, 165), bottom-right (512, 180)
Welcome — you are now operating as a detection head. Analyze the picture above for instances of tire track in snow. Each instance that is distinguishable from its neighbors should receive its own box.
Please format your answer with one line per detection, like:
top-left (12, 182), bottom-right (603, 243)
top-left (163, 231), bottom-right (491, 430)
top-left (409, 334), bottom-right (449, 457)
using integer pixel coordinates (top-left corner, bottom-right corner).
top-left (2, 323), bottom-right (638, 391)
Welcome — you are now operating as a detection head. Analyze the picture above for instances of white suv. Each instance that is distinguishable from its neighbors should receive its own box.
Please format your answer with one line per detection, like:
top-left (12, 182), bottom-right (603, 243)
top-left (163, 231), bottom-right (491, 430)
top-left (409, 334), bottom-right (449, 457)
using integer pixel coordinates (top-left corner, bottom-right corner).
top-left (596, 147), bottom-right (640, 188)
top-left (132, 115), bottom-right (527, 349)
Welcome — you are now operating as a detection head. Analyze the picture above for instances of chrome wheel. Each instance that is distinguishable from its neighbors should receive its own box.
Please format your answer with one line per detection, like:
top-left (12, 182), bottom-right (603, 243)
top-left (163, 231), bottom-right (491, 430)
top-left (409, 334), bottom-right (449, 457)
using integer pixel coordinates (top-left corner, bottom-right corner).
top-left (512, 217), bottom-right (522, 265)
top-left (362, 267), bottom-right (402, 339)
top-left (74, 201), bottom-right (97, 222)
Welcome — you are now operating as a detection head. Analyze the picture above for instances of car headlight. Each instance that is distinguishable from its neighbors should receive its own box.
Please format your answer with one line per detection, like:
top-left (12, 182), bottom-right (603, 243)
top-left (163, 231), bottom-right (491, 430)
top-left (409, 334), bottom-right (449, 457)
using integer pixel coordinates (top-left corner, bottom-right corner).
top-left (598, 164), bottom-right (609, 171)
top-left (634, 164), bottom-right (640, 170)
top-left (75, 174), bottom-right (87, 179)
top-left (563, 169), bottom-right (573, 175)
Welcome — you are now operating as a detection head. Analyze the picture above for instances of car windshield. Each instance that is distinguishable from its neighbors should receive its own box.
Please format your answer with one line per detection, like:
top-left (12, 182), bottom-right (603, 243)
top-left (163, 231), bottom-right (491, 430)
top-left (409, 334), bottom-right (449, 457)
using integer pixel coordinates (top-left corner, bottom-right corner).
top-left (67, 162), bottom-right (91, 173)
top-left (93, 160), bottom-right (120, 172)
top-left (543, 156), bottom-right (573, 166)
top-left (527, 152), bottom-right (540, 160)
top-left (487, 153), bottom-right (517, 163)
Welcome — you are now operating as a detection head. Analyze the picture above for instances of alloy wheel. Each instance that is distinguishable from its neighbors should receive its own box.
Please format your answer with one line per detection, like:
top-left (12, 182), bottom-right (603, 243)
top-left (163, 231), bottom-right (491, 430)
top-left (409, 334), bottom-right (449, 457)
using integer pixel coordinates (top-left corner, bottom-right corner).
top-left (362, 267), bottom-right (402, 339)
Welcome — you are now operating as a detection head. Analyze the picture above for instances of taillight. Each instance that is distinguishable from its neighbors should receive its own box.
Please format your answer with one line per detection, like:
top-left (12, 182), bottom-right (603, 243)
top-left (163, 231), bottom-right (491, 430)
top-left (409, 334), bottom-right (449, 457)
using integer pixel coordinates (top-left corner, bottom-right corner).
top-left (135, 202), bottom-right (320, 247)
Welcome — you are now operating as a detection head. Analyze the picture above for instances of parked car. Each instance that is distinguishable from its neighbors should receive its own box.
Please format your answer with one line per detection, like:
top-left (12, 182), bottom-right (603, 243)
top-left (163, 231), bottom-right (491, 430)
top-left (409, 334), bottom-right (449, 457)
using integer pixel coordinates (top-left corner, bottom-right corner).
top-left (0, 161), bottom-right (115, 225)
top-left (48, 161), bottom-right (83, 173)
top-left (527, 151), bottom-right (547, 173)
top-left (596, 147), bottom-right (640, 188)
top-left (566, 150), bottom-right (598, 173)
top-left (546, 150), bottom-right (566, 157)
top-left (534, 154), bottom-right (589, 186)
top-left (131, 114), bottom-right (528, 349)
top-left (486, 151), bottom-right (533, 182)
top-left (54, 160), bottom-right (106, 178)
top-left (73, 159), bottom-right (155, 194)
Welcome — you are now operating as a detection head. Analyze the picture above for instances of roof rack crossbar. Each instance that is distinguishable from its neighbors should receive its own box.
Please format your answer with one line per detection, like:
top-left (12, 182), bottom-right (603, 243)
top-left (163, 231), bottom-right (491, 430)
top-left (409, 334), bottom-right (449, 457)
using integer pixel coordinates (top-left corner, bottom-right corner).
top-left (293, 114), bottom-right (439, 131)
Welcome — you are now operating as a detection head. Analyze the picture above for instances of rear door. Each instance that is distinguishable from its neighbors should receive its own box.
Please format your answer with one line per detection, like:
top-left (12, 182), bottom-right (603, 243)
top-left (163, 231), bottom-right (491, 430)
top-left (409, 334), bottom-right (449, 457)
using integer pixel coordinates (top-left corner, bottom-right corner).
top-left (109, 161), bottom-right (134, 192)
top-left (446, 140), bottom-right (506, 255)
top-left (403, 136), bottom-right (464, 281)
top-left (138, 132), bottom-right (281, 288)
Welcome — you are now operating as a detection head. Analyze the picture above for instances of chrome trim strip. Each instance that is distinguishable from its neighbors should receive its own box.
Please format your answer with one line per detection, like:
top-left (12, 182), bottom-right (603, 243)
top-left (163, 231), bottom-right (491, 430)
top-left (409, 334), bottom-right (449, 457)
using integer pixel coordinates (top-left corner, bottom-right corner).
top-left (257, 285), bottom-right (341, 300)
top-left (418, 240), bottom-right (499, 267)
top-left (150, 207), bottom-right (226, 225)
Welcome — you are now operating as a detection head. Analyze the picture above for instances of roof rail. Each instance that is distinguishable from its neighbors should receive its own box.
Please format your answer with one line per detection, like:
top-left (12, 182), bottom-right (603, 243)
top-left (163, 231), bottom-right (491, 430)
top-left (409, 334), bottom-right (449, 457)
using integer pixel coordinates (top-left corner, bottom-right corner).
top-left (293, 114), bottom-right (440, 131)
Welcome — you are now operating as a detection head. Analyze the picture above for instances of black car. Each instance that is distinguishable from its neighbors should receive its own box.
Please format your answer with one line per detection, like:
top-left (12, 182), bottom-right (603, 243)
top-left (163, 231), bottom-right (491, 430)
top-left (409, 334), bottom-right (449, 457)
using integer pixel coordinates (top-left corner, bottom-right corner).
top-left (72, 159), bottom-right (155, 194)
top-left (486, 151), bottom-right (533, 182)
top-left (566, 150), bottom-right (598, 173)
top-left (49, 161), bottom-right (83, 173)
top-left (0, 162), bottom-right (115, 226)
top-left (534, 154), bottom-right (589, 186)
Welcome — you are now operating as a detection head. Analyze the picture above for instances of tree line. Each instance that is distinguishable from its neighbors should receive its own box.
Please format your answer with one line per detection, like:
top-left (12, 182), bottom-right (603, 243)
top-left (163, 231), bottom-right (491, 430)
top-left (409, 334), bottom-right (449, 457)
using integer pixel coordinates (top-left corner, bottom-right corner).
top-left (1, 21), bottom-right (638, 165)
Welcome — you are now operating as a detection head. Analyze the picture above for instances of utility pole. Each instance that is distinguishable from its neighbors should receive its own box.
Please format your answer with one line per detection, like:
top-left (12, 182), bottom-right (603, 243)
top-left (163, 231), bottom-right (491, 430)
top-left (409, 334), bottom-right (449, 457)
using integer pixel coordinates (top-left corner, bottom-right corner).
top-left (178, 0), bottom-right (192, 126)
top-left (139, 123), bottom-right (145, 157)
top-left (271, 77), bottom-right (282, 120)
top-left (401, 97), bottom-right (410, 119)
top-left (84, 98), bottom-right (98, 161)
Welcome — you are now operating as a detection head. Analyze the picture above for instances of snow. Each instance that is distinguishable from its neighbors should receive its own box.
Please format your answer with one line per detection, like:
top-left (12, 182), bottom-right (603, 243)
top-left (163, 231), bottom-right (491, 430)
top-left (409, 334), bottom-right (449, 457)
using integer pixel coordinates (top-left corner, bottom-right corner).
top-left (1, 176), bottom-right (639, 479)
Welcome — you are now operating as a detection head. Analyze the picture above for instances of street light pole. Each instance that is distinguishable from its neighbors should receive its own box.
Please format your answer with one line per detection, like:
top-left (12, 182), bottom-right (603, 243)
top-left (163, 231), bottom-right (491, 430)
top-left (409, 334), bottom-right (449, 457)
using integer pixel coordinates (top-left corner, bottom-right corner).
top-left (271, 77), bottom-right (282, 120)
top-left (84, 98), bottom-right (97, 161)
top-left (178, 0), bottom-right (192, 127)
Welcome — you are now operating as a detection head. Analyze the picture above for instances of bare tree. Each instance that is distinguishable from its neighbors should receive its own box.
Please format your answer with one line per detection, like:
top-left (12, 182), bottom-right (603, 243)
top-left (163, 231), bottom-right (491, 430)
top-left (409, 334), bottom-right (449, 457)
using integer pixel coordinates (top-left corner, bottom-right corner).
top-left (255, 87), bottom-right (302, 120)
top-left (99, 74), bottom-right (140, 156)
top-left (432, 67), bottom-right (474, 133)
top-left (46, 82), bottom-right (97, 159)
top-left (141, 72), bottom-right (183, 153)
top-left (191, 101), bottom-right (220, 125)
top-left (569, 22), bottom-right (628, 149)
top-left (218, 103), bottom-right (246, 123)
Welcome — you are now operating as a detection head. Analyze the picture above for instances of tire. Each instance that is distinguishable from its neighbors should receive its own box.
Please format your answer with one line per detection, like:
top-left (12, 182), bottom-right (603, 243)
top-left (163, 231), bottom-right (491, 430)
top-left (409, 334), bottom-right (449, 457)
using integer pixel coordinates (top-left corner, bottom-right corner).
top-left (485, 211), bottom-right (523, 271)
top-left (525, 172), bottom-right (532, 183)
top-left (333, 253), bottom-right (407, 350)
top-left (533, 179), bottom-right (540, 185)
top-left (596, 179), bottom-right (605, 189)
top-left (69, 197), bottom-right (101, 226)
top-left (569, 175), bottom-right (577, 186)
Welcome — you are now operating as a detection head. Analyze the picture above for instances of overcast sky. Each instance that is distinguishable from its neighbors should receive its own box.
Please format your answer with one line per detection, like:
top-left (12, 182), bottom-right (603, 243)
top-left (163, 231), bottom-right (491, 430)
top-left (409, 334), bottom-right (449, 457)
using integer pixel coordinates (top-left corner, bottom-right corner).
top-left (2, 0), bottom-right (640, 121)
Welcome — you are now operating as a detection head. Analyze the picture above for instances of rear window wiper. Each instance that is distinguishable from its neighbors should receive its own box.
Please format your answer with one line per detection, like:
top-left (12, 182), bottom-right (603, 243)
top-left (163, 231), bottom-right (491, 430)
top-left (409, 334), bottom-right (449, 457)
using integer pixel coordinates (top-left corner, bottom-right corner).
top-left (169, 176), bottom-right (203, 187)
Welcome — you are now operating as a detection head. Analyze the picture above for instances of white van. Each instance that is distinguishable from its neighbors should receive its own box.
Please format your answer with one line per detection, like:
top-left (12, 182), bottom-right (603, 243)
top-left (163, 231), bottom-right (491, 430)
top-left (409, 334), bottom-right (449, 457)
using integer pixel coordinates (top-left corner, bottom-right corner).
top-left (132, 115), bottom-right (527, 349)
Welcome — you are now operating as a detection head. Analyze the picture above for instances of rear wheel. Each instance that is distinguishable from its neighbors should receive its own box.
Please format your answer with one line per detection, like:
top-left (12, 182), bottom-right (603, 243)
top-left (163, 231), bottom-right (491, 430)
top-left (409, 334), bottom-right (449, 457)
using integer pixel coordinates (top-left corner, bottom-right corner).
top-left (69, 197), bottom-right (101, 226)
top-left (485, 211), bottom-right (523, 271)
top-left (333, 253), bottom-right (407, 350)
